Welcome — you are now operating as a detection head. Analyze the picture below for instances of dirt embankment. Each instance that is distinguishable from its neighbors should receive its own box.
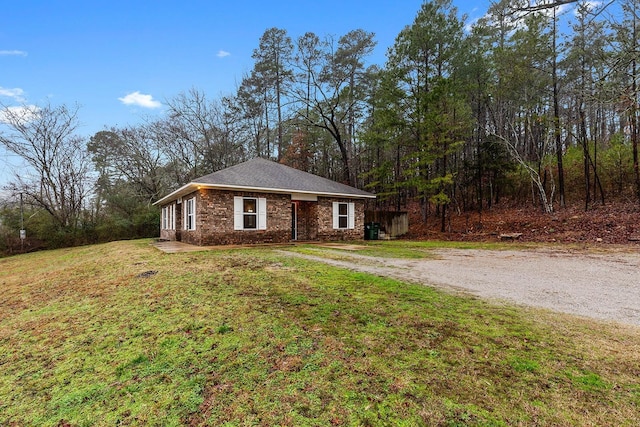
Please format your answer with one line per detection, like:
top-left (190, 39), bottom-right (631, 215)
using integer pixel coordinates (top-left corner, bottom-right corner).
top-left (407, 202), bottom-right (640, 245)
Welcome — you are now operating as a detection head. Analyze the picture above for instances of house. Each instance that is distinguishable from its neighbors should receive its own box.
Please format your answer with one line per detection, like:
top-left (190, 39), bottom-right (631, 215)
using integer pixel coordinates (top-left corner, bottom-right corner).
top-left (153, 158), bottom-right (376, 246)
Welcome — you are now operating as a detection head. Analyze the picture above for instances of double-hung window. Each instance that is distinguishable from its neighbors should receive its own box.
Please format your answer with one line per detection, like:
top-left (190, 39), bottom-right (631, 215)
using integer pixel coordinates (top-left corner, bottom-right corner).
top-left (184, 197), bottom-right (196, 230)
top-left (234, 197), bottom-right (267, 230)
top-left (243, 198), bottom-right (257, 229)
top-left (332, 202), bottom-right (355, 229)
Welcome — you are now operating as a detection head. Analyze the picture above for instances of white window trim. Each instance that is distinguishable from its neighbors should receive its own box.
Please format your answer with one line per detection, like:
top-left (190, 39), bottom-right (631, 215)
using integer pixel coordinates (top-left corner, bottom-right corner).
top-left (244, 197), bottom-right (258, 229)
top-left (162, 205), bottom-right (175, 230)
top-left (162, 204), bottom-right (176, 230)
top-left (234, 196), bottom-right (267, 230)
top-left (184, 197), bottom-right (196, 231)
top-left (333, 202), bottom-right (355, 230)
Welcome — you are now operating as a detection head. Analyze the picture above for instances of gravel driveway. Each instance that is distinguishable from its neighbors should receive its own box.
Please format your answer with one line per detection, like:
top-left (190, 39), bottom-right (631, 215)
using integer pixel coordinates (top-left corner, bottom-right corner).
top-left (283, 248), bottom-right (640, 327)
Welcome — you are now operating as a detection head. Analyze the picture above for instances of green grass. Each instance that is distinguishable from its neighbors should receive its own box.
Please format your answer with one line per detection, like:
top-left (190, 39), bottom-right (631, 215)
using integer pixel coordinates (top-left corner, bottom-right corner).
top-left (292, 239), bottom-right (542, 260)
top-left (1, 239), bottom-right (639, 426)
top-left (297, 242), bottom-right (437, 259)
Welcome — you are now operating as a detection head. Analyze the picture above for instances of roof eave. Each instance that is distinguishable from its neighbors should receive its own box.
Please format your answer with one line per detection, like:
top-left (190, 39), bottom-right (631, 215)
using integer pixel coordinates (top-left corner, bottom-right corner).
top-left (152, 183), bottom-right (196, 206)
top-left (153, 182), bottom-right (376, 205)
top-left (192, 182), bottom-right (377, 199)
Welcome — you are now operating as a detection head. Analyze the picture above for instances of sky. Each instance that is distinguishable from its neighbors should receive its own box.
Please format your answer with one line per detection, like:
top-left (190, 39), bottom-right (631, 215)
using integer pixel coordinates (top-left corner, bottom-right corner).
top-left (0, 0), bottom-right (492, 190)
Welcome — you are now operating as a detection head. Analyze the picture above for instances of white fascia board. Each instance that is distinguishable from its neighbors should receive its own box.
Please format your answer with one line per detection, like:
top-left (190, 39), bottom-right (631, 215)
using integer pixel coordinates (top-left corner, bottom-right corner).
top-left (189, 183), bottom-right (377, 199)
top-left (152, 183), bottom-right (197, 206)
top-left (154, 182), bottom-right (376, 205)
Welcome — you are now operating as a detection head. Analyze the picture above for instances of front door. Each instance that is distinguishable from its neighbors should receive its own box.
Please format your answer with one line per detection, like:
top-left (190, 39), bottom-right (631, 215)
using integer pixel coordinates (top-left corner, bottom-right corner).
top-left (291, 202), bottom-right (297, 240)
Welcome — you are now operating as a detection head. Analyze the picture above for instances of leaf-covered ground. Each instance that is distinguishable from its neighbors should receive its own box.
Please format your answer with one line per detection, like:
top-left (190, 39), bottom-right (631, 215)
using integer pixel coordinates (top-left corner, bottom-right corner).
top-left (409, 201), bottom-right (640, 245)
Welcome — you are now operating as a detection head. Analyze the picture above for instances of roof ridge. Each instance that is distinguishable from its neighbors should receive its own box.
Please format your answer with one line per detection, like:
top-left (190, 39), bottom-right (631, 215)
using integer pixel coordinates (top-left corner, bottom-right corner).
top-left (154, 157), bottom-right (375, 205)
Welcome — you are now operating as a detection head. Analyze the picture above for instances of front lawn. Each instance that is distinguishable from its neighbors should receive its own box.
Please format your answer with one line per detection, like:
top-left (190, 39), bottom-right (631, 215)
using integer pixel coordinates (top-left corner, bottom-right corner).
top-left (1, 240), bottom-right (638, 425)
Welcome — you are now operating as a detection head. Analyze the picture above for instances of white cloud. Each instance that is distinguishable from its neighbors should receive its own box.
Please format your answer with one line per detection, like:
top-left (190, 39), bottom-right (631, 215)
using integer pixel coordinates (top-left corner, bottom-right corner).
top-left (0, 105), bottom-right (40, 124)
top-left (0, 87), bottom-right (26, 102)
top-left (118, 91), bottom-right (162, 108)
top-left (217, 50), bottom-right (231, 58)
top-left (0, 50), bottom-right (27, 57)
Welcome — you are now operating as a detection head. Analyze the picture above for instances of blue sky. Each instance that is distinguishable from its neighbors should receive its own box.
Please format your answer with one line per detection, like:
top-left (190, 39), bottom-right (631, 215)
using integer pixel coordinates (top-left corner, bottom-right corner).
top-left (0, 0), bottom-right (493, 188)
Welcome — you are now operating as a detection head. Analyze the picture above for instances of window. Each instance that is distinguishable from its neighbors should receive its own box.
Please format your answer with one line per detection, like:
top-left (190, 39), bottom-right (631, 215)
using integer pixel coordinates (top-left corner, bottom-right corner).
top-left (243, 198), bottom-right (257, 229)
top-left (333, 202), bottom-right (355, 229)
top-left (234, 197), bottom-right (267, 230)
top-left (162, 204), bottom-right (175, 230)
top-left (162, 206), bottom-right (168, 230)
top-left (338, 203), bottom-right (348, 228)
top-left (184, 197), bottom-right (196, 230)
top-left (162, 205), bottom-right (176, 230)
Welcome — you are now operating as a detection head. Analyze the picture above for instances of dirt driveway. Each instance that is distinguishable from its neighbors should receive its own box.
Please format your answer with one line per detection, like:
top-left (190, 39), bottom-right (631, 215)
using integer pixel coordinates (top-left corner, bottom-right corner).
top-left (282, 247), bottom-right (640, 327)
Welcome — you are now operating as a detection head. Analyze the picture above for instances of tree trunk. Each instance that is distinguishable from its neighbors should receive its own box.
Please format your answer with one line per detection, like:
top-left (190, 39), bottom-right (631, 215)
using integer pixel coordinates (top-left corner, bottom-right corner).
top-left (552, 9), bottom-right (566, 208)
top-left (579, 107), bottom-right (591, 210)
top-left (633, 10), bottom-right (640, 203)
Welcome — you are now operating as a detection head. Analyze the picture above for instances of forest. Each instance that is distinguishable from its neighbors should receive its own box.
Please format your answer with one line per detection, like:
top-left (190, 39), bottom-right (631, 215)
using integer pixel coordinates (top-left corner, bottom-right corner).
top-left (1, 0), bottom-right (639, 253)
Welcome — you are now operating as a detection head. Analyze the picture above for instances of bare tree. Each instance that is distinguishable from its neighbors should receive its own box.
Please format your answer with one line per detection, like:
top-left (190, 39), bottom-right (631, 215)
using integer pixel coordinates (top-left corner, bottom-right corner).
top-left (160, 88), bottom-right (243, 180)
top-left (0, 103), bottom-right (93, 230)
top-left (88, 126), bottom-right (168, 205)
top-left (511, 0), bottom-right (579, 13)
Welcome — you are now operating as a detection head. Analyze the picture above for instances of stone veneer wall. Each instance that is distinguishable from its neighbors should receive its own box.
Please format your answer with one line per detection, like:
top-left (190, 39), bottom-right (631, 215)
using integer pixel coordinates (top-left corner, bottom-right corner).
top-left (180, 189), bottom-right (291, 246)
top-left (316, 197), bottom-right (365, 241)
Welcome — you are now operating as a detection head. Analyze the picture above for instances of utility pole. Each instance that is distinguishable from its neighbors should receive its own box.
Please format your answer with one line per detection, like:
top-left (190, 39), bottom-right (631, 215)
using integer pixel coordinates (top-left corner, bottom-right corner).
top-left (20, 192), bottom-right (25, 251)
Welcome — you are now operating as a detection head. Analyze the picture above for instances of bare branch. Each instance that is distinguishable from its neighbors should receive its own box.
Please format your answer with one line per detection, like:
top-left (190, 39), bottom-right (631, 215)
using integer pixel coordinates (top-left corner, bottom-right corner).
top-left (509, 0), bottom-right (578, 13)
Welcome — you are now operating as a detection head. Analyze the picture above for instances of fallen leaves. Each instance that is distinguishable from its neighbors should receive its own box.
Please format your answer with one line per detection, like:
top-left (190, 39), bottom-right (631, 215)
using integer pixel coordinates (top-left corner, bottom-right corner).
top-left (408, 201), bottom-right (640, 245)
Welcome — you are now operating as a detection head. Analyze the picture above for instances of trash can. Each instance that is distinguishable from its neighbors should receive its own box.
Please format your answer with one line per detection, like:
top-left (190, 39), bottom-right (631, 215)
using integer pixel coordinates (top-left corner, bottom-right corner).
top-left (364, 222), bottom-right (380, 240)
top-left (364, 223), bottom-right (372, 240)
top-left (372, 223), bottom-right (380, 240)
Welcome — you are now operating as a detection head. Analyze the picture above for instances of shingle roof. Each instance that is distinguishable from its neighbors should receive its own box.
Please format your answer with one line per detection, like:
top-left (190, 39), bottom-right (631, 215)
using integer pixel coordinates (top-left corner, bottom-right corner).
top-left (154, 158), bottom-right (375, 205)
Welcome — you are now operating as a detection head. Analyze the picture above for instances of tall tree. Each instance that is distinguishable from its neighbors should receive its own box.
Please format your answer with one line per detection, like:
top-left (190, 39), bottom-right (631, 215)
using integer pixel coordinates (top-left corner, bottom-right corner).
top-left (613, 0), bottom-right (640, 202)
top-left (0, 103), bottom-right (93, 231)
top-left (483, 1), bottom-right (557, 212)
top-left (335, 29), bottom-right (378, 178)
top-left (292, 30), bottom-right (377, 185)
top-left (294, 32), bottom-right (323, 120)
top-left (386, 0), bottom-right (470, 228)
top-left (563, 0), bottom-right (609, 208)
top-left (289, 32), bottom-right (324, 170)
top-left (162, 88), bottom-right (214, 179)
top-left (361, 68), bottom-right (410, 210)
top-left (252, 28), bottom-right (293, 160)
top-left (161, 88), bottom-right (241, 179)
top-left (87, 126), bottom-right (168, 206)
top-left (550, 5), bottom-right (566, 207)
top-left (236, 72), bottom-right (269, 158)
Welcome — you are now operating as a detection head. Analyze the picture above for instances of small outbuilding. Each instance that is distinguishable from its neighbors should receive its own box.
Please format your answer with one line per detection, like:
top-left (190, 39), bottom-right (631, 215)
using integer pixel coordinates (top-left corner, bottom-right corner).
top-left (154, 158), bottom-right (376, 246)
